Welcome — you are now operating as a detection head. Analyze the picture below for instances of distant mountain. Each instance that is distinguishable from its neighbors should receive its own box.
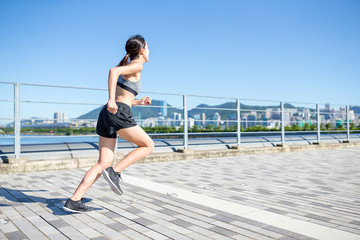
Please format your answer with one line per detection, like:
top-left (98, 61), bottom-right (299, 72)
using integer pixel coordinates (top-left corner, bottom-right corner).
top-left (77, 100), bottom-right (296, 120)
top-left (188, 102), bottom-right (296, 119)
top-left (77, 106), bottom-right (103, 120)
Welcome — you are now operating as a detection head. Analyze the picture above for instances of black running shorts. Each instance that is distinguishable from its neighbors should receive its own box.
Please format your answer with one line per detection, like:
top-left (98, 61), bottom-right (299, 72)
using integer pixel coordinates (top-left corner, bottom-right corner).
top-left (96, 102), bottom-right (137, 139)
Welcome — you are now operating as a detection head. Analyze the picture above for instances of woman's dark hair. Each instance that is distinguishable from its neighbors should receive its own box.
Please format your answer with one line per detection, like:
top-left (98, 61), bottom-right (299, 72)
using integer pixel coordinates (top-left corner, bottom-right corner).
top-left (117, 35), bottom-right (146, 67)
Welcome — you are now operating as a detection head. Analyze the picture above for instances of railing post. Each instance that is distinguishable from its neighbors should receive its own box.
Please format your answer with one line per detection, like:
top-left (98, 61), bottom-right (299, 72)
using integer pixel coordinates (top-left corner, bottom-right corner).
top-left (183, 94), bottom-right (188, 149)
top-left (14, 83), bottom-right (21, 158)
top-left (280, 101), bottom-right (285, 146)
top-left (236, 98), bottom-right (241, 146)
top-left (317, 103), bottom-right (321, 143)
top-left (346, 105), bottom-right (350, 143)
top-left (114, 137), bottom-right (118, 153)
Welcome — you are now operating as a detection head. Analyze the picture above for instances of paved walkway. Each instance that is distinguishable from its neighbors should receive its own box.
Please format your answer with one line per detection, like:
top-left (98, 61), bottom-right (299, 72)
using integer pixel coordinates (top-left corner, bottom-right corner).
top-left (0, 148), bottom-right (359, 240)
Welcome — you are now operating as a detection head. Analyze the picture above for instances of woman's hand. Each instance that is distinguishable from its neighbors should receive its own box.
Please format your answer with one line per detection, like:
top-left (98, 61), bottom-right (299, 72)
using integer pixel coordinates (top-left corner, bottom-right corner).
top-left (139, 96), bottom-right (152, 105)
top-left (107, 100), bottom-right (118, 114)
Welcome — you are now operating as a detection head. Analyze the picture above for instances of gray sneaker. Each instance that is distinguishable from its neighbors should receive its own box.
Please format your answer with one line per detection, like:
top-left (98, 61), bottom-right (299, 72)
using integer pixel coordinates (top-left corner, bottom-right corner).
top-left (102, 167), bottom-right (123, 195)
top-left (63, 198), bottom-right (93, 213)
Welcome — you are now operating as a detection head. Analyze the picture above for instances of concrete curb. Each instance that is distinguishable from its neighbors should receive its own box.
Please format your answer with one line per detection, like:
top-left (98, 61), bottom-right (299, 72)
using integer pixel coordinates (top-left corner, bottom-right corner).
top-left (1, 141), bottom-right (359, 174)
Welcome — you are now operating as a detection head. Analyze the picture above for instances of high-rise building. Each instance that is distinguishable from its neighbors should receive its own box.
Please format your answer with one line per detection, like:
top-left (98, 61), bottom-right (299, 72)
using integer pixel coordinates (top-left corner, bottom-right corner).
top-left (158, 116), bottom-right (165, 126)
top-left (213, 112), bottom-right (221, 126)
top-left (304, 109), bottom-right (311, 120)
top-left (173, 112), bottom-right (182, 126)
top-left (188, 118), bottom-right (195, 128)
top-left (325, 103), bottom-right (330, 110)
top-left (160, 100), bottom-right (167, 117)
top-left (202, 113), bottom-right (206, 126)
top-left (54, 112), bottom-right (67, 123)
top-left (242, 117), bottom-right (247, 129)
top-left (193, 114), bottom-right (201, 126)
top-left (349, 110), bottom-right (355, 121)
top-left (261, 118), bottom-right (268, 127)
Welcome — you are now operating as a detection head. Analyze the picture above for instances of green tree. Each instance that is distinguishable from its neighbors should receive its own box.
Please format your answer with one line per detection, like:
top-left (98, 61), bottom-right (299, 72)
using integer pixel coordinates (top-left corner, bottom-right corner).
top-left (304, 123), bottom-right (312, 131)
top-left (293, 124), bottom-right (303, 131)
top-left (337, 124), bottom-right (343, 130)
top-left (206, 124), bottom-right (214, 132)
top-left (191, 125), bottom-right (201, 132)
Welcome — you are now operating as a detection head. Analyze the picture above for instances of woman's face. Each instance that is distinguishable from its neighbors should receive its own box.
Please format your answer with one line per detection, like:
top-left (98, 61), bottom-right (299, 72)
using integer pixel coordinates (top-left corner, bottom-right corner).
top-left (142, 42), bottom-right (149, 62)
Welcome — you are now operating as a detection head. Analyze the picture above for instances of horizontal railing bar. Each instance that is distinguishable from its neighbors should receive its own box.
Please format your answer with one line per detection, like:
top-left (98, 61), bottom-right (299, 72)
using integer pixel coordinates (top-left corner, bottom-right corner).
top-left (240, 109), bottom-right (279, 113)
top-left (0, 82), bottom-right (15, 85)
top-left (0, 99), bottom-right (14, 102)
top-left (2, 131), bottom-right (358, 140)
top-left (238, 98), bottom-right (281, 103)
top-left (0, 136), bottom-right (14, 138)
top-left (286, 119), bottom-right (318, 121)
top-left (21, 100), bottom-right (185, 109)
top-left (240, 120), bottom-right (281, 122)
top-left (284, 107), bottom-right (316, 110)
top-left (187, 94), bottom-right (237, 100)
top-left (140, 91), bottom-right (183, 96)
top-left (240, 121), bottom-right (278, 123)
top-left (189, 94), bottom-right (283, 103)
top-left (9, 121), bottom-right (351, 126)
top-left (188, 132), bottom-right (236, 135)
top-left (2, 131), bottom-right (359, 138)
top-left (21, 83), bottom-right (107, 91)
top-left (21, 100), bottom-right (104, 106)
top-left (20, 118), bottom-right (97, 121)
top-left (134, 105), bottom-right (184, 109)
top-left (19, 135), bottom-right (98, 138)
top-left (286, 101), bottom-right (346, 106)
top-left (285, 110), bottom-right (317, 113)
top-left (189, 107), bottom-right (236, 111)
top-left (147, 132), bottom-right (183, 136)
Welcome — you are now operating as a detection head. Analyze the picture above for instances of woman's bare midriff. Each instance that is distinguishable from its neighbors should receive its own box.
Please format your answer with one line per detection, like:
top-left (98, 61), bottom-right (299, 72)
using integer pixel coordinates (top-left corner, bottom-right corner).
top-left (114, 86), bottom-right (135, 108)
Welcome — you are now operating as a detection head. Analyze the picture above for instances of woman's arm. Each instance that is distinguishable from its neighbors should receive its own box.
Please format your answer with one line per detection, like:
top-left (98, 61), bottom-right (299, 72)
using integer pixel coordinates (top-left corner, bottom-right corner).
top-left (107, 62), bottom-right (143, 114)
top-left (131, 99), bottom-right (141, 106)
top-left (131, 96), bottom-right (152, 106)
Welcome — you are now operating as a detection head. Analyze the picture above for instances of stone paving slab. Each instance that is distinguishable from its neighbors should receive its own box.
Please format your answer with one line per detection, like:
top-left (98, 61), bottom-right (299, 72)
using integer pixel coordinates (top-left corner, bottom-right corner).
top-left (0, 148), bottom-right (359, 239)
top-left (124, 147), bottom-right (360, 233)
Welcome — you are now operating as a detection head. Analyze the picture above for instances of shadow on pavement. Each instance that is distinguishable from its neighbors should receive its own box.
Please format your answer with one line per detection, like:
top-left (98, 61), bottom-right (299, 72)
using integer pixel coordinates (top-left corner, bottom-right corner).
top-left (0, 187), bottom-right (102, 215)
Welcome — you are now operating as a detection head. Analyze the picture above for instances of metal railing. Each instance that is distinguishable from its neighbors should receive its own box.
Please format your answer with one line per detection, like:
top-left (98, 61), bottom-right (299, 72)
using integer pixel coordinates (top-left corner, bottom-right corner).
top-left (0, 81), bottom-right (359, 158)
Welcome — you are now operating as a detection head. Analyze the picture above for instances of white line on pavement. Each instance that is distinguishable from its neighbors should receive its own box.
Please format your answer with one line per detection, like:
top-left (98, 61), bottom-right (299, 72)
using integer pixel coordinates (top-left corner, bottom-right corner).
top-left (124, 175), bottom-right (360, 240)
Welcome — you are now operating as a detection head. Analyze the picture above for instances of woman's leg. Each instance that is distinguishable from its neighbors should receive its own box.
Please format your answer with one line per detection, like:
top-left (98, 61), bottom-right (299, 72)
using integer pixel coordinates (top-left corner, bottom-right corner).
top-left (70, 136), bottom-right (116, 201)
top-left (113, 125), bottom-right (154, 173)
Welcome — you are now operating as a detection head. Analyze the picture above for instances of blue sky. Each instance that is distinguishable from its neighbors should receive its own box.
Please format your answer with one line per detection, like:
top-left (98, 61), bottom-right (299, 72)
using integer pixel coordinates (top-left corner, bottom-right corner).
top-left (0, 0), bottom-right (359, 122)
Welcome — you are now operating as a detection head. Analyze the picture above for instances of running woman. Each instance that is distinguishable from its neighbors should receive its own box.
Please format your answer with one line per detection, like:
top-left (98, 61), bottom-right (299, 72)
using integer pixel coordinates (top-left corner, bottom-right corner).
top-left (64, 35), bottom-right (154, 213)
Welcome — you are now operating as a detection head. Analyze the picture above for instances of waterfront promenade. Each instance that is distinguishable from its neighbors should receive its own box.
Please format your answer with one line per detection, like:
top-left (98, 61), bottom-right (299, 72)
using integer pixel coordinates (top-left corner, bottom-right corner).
top-left (0, 147), bottom-right (359, 240)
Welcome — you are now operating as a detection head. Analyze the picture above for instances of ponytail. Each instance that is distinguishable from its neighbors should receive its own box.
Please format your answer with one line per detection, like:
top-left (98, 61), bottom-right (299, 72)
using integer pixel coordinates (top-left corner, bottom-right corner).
top-left (117, 53), bottom-right (130, 67)
top-left (117, 35), bottom-right (146, 67)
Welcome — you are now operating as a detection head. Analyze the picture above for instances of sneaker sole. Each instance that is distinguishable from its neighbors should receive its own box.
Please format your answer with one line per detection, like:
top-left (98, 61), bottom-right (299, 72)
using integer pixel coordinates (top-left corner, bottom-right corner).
top-left (63, 206), bottom-right (90, 213)
top-left (102, 169), bottom-right (123, 195)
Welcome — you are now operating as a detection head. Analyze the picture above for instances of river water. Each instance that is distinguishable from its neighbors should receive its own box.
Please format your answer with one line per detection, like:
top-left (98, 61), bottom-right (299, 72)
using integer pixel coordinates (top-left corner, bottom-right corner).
top-left (0, 135), bottom-right (100, 145)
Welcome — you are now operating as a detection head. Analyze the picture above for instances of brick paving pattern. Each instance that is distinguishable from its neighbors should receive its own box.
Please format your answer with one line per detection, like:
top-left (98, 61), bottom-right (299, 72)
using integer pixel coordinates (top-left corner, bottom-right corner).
top-left (0, 147), bottom-right (359, 239)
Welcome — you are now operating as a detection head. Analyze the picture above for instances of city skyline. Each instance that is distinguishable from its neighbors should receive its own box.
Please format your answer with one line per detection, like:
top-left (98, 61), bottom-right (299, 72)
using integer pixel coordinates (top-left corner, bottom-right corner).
top-left (3, 102), bottom-right (357, 131)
